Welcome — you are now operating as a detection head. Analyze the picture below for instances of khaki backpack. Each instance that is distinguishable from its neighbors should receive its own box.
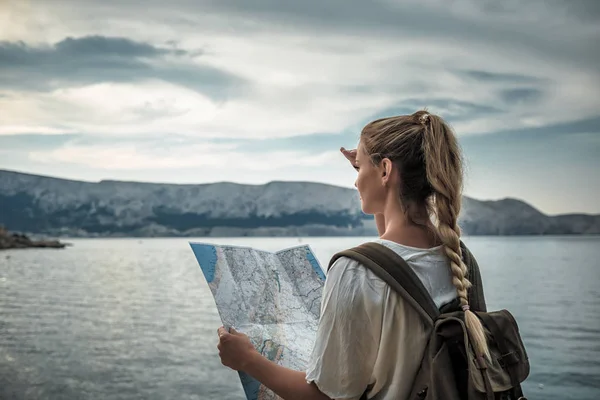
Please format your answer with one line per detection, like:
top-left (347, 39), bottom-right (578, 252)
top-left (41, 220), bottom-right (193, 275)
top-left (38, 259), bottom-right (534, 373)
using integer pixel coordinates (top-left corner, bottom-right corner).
top-left (329, 242), bottom-right (530, 400)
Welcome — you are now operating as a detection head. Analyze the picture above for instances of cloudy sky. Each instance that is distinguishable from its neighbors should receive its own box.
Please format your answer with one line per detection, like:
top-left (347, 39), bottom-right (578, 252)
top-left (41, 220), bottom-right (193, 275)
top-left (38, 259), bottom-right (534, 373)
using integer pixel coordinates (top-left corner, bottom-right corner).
top-left (0, 0), bottom-right (598, 214)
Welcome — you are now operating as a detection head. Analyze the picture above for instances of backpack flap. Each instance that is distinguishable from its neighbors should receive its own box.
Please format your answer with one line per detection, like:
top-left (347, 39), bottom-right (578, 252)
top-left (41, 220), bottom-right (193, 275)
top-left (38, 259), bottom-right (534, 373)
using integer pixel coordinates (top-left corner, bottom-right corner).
top-left (467, 310), bottom-right (530, 394)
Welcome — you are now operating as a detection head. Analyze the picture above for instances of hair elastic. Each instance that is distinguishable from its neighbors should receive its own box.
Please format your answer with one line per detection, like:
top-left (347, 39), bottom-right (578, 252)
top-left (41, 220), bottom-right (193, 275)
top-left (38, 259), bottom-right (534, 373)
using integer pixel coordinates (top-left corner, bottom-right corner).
top-left (461, 304), bottom-right (470, 312)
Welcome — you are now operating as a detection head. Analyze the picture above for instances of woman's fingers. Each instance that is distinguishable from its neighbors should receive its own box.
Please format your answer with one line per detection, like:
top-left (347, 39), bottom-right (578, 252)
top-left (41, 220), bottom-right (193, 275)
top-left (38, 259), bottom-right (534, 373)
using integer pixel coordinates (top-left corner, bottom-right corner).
top-left (340, 147), bottom-right (357, 164)
top-left (217, 326), bottom-right (230, 339)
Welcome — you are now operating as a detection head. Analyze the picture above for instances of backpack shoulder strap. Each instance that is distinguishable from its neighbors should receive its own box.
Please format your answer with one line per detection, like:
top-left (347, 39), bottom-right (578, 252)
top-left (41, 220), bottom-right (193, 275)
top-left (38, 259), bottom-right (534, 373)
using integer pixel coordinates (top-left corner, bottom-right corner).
top-left (329, 242), bottom-right (439, 324)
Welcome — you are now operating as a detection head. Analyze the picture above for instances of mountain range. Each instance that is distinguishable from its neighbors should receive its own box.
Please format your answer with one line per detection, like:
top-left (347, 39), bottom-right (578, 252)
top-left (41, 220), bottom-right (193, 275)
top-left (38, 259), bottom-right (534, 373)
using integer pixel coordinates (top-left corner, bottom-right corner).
top-left (0, 169), bottom-right (598, 237)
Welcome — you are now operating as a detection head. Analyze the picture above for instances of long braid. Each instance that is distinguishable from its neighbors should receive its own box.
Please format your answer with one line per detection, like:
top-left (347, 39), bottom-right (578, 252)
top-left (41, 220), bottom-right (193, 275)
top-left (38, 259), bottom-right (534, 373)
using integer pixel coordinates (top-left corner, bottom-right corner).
top-left (419, 111), bottom-right (491, 360)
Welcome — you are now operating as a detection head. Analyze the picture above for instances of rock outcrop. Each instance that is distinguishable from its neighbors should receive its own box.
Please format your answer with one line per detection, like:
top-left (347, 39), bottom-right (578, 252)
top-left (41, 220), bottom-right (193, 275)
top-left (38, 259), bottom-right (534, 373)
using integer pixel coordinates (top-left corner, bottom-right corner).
top-left (0, 225), bottom-right (67, 250)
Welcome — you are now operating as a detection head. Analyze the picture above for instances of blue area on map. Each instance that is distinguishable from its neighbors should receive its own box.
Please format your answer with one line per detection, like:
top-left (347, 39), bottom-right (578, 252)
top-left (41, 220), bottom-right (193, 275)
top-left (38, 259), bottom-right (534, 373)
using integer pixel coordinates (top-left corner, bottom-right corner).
top-left (306, 249), bottom-right (326, 281)
top-left (190, 244), bottom-right (218, 283)
top-left (239, 371), bottom-right (261, 400)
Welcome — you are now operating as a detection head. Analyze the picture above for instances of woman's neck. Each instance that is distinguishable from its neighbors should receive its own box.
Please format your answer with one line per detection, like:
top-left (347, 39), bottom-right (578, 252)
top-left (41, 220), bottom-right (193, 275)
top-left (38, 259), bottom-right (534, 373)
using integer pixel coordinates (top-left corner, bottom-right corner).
top-left (379, 203), bottom-right (440, 249)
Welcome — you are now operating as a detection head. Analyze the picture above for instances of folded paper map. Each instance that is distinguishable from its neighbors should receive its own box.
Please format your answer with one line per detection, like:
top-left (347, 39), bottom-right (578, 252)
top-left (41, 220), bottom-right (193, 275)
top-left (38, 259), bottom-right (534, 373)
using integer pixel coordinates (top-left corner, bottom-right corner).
top-left (190, 242), bottom-right (326, 400)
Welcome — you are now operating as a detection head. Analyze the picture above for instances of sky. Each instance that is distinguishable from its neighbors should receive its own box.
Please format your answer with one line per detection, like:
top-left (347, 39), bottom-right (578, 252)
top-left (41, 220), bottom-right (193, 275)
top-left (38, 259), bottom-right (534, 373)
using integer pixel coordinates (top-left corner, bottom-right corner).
top-left (0, 0), bottom-right (598, 215)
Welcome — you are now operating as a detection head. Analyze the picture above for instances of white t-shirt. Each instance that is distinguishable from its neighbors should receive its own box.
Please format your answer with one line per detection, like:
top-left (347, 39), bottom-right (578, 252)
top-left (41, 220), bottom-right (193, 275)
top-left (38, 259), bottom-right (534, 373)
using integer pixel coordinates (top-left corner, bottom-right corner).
top-left (305, 239), bottom-right (457, 400)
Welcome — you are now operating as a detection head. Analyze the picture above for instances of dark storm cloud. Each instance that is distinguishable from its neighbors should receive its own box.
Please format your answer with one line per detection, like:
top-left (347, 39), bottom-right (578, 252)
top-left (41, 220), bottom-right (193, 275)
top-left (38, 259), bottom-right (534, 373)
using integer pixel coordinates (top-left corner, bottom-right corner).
top-left (0, 36), bottom-right (245, 100)
top-left (0, 35), bottom-right (180, 68)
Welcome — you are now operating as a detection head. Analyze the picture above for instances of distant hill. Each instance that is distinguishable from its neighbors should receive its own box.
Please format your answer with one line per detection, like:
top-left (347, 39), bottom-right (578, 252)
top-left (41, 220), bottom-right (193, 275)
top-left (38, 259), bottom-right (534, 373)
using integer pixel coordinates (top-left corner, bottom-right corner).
top-left (0, 169), bottom-right (598, 237)
top-left (460, 197), bottom-right (600, 235)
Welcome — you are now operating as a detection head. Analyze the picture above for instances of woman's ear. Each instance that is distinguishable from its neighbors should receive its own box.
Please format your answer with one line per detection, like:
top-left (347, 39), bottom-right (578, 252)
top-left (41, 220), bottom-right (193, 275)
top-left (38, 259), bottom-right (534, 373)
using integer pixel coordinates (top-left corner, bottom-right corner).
top-left (381, 158), bottom-right (393, 184)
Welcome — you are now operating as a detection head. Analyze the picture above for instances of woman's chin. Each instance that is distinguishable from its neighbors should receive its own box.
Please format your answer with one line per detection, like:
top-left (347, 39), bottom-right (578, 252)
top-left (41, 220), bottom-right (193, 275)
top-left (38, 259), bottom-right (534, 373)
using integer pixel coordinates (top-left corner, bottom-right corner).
top-left (360, 202), bottom-right (371, 215)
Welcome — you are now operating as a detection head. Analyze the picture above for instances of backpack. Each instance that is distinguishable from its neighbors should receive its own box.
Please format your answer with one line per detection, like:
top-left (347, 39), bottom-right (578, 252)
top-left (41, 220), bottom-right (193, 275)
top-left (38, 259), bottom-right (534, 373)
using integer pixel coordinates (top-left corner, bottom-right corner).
top-left (328, 241), bottom-right (530, 400)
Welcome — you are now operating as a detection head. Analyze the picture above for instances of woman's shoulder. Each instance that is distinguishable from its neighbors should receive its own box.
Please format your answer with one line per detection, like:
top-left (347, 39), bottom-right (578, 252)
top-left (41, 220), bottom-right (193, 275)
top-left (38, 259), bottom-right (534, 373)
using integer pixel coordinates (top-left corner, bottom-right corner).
top-left (328, 253), bottom-right (382, 279)
top-left (327, 238), bottom-right (445, 279)
top-left (326, 253), bottom-right (389, 294)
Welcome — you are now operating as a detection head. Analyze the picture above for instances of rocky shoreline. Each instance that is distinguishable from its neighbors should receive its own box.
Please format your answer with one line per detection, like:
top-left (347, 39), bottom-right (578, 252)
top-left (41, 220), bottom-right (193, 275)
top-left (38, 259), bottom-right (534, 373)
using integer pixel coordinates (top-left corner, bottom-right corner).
top-left (0, 226), bottom-right (67, 250)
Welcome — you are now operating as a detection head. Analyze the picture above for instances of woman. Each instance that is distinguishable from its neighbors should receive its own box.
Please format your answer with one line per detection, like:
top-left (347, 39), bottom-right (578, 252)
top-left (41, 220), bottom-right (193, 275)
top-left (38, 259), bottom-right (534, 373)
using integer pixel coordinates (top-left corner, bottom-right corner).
top-left (216, 110), bottom-right (488, 400)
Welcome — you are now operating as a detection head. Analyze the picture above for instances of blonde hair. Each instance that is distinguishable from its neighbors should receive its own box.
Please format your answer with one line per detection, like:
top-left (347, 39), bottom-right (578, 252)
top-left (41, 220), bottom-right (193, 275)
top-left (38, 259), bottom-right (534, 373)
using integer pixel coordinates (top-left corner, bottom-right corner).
top-left (360, 110), bottom-right (490, 359)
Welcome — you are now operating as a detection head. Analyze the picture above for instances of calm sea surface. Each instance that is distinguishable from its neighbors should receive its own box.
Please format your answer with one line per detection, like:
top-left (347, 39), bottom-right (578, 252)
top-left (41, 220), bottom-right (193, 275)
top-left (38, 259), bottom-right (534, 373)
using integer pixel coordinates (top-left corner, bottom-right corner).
top-left (1, 236), bottom-right (599, 400)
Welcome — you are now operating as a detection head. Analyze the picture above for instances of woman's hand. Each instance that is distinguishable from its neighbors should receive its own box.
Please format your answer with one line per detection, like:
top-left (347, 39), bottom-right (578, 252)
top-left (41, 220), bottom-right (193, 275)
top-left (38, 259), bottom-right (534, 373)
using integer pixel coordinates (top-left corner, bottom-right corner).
top-left (340, 147), bottom-right (357, 168)
top-left (217, 326), bottom-right (331, 400)
top-left (217, 326), bottom-right (259, 371)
